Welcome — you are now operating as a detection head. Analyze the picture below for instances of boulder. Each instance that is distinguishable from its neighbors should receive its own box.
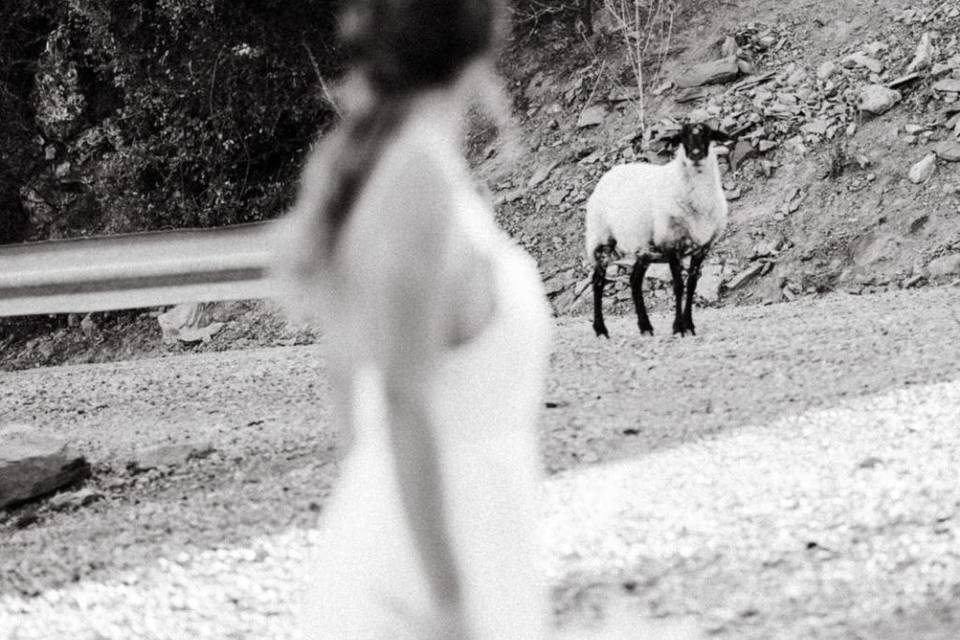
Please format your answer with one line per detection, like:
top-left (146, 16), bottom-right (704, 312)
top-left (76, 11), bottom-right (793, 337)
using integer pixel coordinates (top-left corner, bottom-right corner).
top-left (1, 426), bottom-right (91, 510)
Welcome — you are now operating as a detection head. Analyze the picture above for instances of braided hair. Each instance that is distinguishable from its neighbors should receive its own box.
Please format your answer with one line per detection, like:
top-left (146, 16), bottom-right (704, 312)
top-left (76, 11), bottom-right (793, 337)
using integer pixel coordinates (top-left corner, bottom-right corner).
top-left (314, 0), bottom-right (505, 255)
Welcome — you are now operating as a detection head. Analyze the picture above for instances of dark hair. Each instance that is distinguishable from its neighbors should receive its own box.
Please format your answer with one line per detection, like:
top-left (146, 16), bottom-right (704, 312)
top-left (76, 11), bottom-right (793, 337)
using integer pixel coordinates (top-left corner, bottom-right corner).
top-left (313, 0), bottom-right (504, 256)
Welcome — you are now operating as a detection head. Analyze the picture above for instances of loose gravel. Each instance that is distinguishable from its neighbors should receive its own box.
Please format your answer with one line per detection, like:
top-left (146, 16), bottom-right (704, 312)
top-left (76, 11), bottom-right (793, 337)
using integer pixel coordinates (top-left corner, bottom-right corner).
top-left (2, 286), bottom-right (960, 638)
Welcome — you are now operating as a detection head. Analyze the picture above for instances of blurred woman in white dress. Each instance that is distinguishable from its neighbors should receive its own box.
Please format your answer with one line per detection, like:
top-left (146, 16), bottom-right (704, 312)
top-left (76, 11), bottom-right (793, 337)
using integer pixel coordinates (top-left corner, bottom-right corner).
top-left (272, 0), bottom-right (552, 637)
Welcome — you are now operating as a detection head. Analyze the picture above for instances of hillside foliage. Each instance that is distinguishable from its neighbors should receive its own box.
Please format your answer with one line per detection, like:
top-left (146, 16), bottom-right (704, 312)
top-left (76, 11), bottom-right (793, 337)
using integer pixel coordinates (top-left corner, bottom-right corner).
top-left (0, 0), bottom-right (341, 243)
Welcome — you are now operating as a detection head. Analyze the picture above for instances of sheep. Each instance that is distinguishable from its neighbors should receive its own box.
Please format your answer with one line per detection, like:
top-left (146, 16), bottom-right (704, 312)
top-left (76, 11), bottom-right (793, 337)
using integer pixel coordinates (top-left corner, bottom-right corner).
top-left (585, 121), bottom-right (732, 338)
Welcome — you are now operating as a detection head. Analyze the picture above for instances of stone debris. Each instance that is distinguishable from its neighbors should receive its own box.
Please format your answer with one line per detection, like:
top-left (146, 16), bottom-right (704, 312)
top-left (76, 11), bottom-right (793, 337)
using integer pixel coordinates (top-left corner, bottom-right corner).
top-left (905, 32), bottom-right (935, 73)
top-left (843, 52), bottom-right (884, 74)
top-left (576, 105), bottom-right (607, 128)
top-left (933, 78), bottom-right (960, 93)
top-left (79, 313), bottom-right (98, 341)
top-left (908, 153), bottom-right (937, 184)
top-left (934, 140), bottom-right (960, 162)
top-left (927, 254), bottom-right (960, 278)
top-left (816, 60), bottom-right (838, 79)
top-left (129, 443), bottom-right (215, 473)
top-left (724, 263), bottom-right (765, 291)
top-left (859, 85), bottom-right (901, 115)
top-left (157, 304), bottom-right (224, 345)
top-left (0, 425), bottom-right (91, 510)
top-left (675, 56), bottom-right (741, 88)
top-left (528, 161), bottom-right (560, 189)
top-left (48, 487), bottom-right (105, 512)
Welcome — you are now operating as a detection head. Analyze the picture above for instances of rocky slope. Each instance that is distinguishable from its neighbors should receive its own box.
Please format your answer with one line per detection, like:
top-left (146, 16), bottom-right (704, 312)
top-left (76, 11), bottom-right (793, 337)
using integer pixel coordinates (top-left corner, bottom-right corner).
top-left (484, 0), bottom-right (960, 314)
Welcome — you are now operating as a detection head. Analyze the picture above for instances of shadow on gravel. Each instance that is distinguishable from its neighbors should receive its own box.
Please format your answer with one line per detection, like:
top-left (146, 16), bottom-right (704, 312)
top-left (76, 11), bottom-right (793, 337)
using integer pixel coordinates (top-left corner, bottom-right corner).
top-left (541, 287), bottom-right (960, 472)
top-left (2, 287), bottom-right (960, 606)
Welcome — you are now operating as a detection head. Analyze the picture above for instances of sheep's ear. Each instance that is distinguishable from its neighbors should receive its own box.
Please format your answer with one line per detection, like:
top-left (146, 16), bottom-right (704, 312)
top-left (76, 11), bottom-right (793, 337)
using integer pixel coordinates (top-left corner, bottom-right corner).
top-left (710, 128), bottom-right (734, 144)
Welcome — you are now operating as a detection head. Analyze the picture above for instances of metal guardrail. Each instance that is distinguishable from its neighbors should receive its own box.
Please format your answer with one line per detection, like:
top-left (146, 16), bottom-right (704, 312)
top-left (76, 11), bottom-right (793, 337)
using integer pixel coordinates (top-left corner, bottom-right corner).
top-left (0, 223), bottom-right (275, 317)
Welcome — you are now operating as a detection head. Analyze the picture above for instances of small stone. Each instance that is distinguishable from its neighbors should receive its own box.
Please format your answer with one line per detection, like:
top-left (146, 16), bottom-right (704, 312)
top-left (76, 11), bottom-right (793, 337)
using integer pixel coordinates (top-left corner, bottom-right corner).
top-left (816, 60), bottom-right (837, 79)
top-left (724, 187), bottom-right (742, 201)
top-left (731, 140), bottom-right (757, 170)
top-left (80, 313), bottom-right (97, 340)
top-left (756, 34), bottom-right (777, 50)
top-left (698, 264), bottom-right (723, 303)
top-left (48, 487), bottom-right (104, 512)
top-left (720, 36), bottom-right (739, 58)
top-left (908, 154), bottom-right (937, 184)
top-left (931, 62), bottom-right (954, 77)
top-left (758, 139), bottom-right (778, 153)
top-left (934, 140), bottom-right (960, 162)
top-left (864, 41), bottom-right (888, 57)
top-left (906, 32), bottom-right (935, 73)
top-left (527, 161), bottom-right (559, 188)
top-left (675, 56), bottom-right (740, 88)
top-left (844, 52), bottom-right (884, 74)
top-left (546, 188), bottom-right (568, 206)
top-left (801, 119), bottom-right (831, 136)
top-left (130, 442), bottom-right (215, 473)
top-left (859, 85), bottom-right (901, 115)
top-left (786, 69), bottom-right (808, 86)
top-left (934, 79), bottom-right (960, 93)
top-left (577, 105), bottom-right (607, 128)
top-left (904, 274), bottom-right (926, 288)
top-left (725, 263), bottom-right (765, 291)
top-left (927, 254), bottom-right (960, 277)
top-left (737, 59), bottom-right (756, 75)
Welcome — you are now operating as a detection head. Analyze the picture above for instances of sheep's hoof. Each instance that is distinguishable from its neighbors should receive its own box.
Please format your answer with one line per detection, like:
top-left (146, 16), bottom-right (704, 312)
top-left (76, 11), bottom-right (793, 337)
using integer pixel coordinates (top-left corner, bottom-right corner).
top-left (672, 321), bottom-right (687, 336)
top-left (593, 321), bottom-right (610, 339)
top-left (639, 325), bottom-right (654, 336)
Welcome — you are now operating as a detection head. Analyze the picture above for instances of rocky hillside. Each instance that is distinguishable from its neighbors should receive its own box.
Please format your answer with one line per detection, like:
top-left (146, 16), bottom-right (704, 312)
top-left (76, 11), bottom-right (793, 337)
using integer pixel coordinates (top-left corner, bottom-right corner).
top-left (484, 0), bottom-right (960, 315)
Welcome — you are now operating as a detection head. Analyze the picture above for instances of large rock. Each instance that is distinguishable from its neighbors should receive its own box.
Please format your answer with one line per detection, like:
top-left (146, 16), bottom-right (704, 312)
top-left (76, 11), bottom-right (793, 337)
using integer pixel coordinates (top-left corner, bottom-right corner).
top-left (859, 85), bottom-right (901, 115)
top-left (0, 426), bottom-right (91, 510)
top-left (675, 56), bottom-right (740, 88)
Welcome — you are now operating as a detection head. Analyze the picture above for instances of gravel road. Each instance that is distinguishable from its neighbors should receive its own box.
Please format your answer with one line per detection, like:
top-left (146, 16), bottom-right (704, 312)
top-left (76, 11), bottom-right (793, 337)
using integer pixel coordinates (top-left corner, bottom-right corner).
top-left (2, 285), bottom-right (960, 639)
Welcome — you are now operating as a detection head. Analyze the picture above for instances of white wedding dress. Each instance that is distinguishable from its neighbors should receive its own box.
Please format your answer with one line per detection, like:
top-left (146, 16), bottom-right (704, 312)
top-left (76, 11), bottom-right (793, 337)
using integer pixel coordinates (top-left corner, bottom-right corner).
top-left (291, 124), bottom-right (553, 640)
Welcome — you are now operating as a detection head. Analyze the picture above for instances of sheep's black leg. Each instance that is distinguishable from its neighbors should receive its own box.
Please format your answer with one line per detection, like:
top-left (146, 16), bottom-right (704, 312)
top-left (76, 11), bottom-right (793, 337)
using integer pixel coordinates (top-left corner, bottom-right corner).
top-left (630, 255), bottom-right (654, 335)
top-left (683, 249), bottom-right (707, 335)
top-left (591, 243), bottom-right (611, 338)
top-left (667, 252), bottom-right (686, 336)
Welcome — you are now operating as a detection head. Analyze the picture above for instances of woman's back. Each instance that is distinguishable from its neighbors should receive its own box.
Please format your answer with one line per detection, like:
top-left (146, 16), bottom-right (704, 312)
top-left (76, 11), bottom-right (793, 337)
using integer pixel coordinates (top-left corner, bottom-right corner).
top-left (294, 108), bottom-right (552, 640)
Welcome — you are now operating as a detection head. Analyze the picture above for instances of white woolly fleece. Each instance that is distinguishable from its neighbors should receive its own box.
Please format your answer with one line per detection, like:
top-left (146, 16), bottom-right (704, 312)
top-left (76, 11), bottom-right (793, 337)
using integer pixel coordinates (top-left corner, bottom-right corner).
top-left (584, 145), bottom-right (728, 260)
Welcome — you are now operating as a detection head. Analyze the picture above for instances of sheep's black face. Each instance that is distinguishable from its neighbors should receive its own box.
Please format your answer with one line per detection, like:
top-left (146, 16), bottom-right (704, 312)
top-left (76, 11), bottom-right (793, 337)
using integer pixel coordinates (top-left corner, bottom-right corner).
top-left (670, 123), bottom-right (731, 169)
